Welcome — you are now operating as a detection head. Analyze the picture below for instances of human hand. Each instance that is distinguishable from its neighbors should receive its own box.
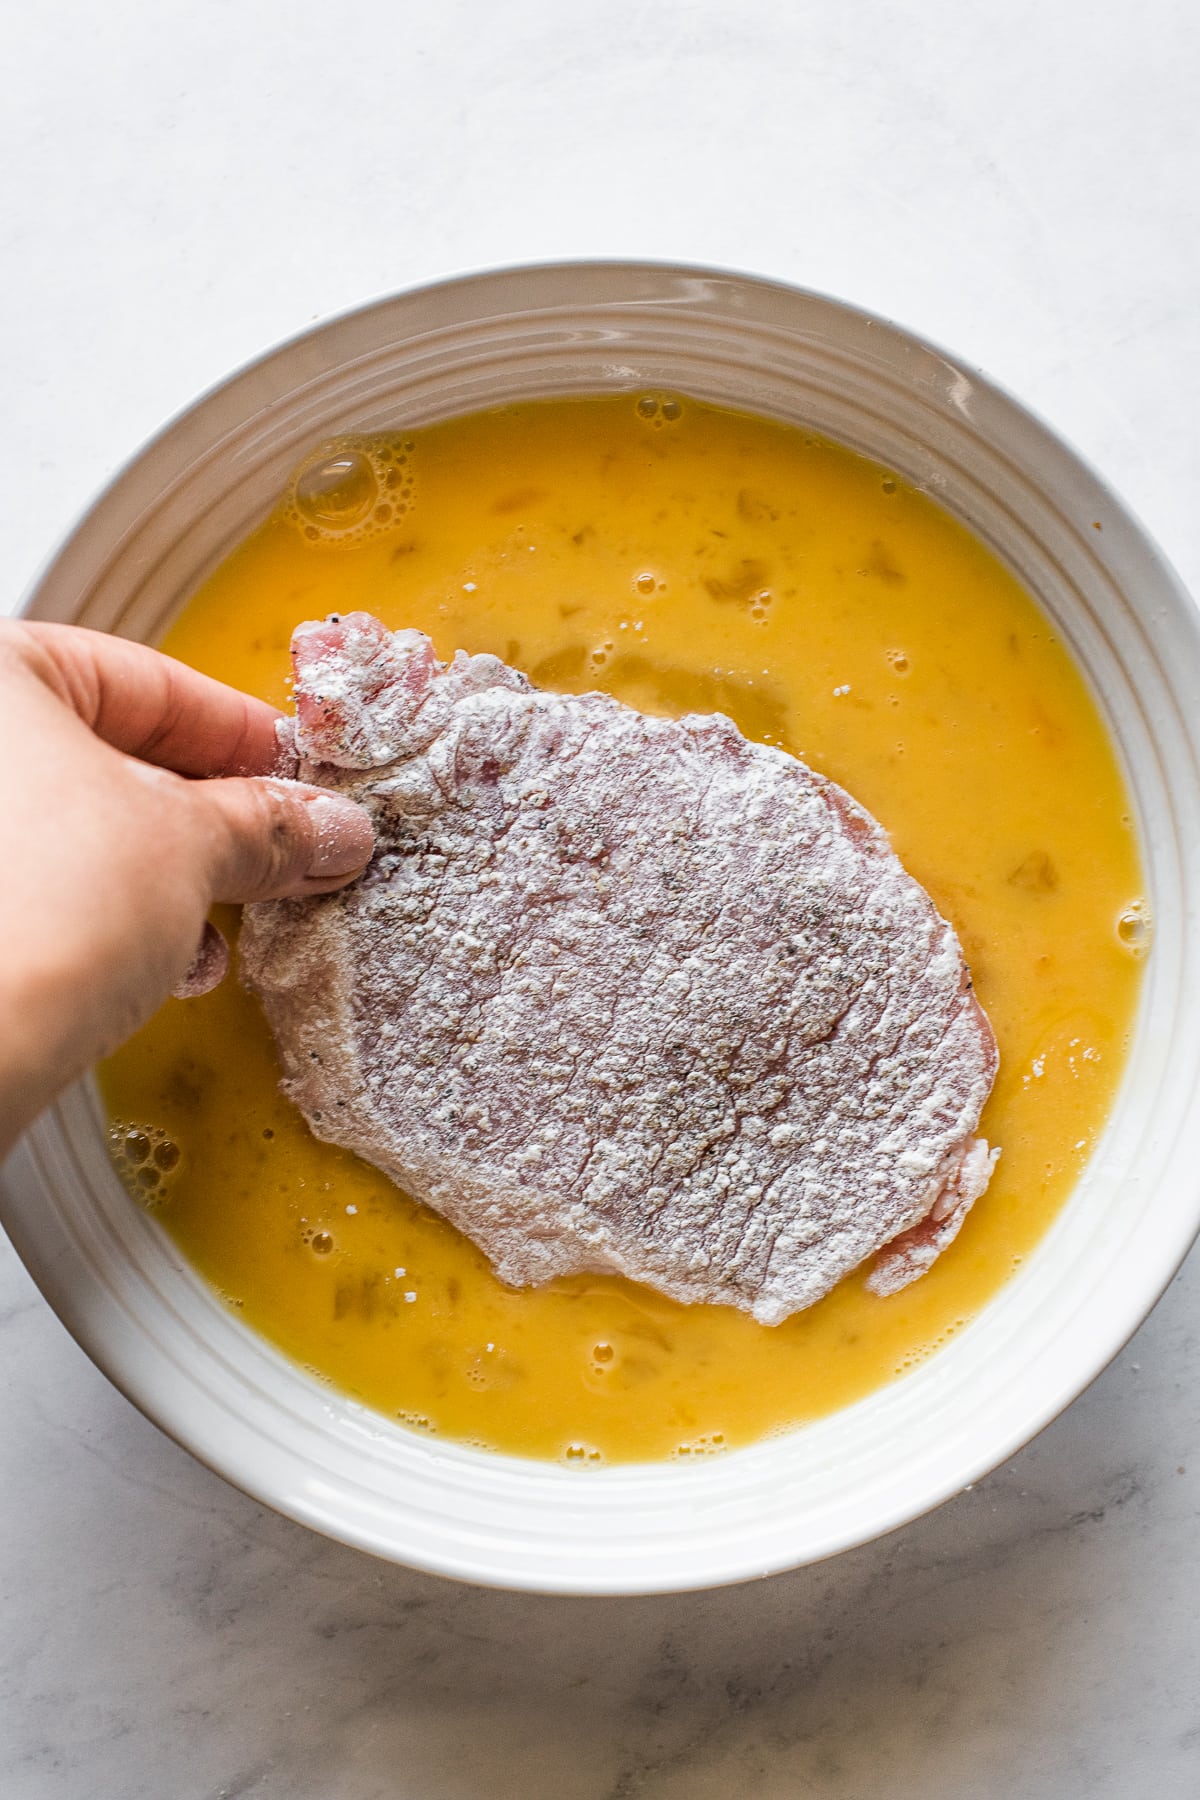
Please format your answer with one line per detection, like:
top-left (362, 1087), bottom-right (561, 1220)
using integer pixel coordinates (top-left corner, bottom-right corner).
top-left (0, 619), bottom-right (375, 1155)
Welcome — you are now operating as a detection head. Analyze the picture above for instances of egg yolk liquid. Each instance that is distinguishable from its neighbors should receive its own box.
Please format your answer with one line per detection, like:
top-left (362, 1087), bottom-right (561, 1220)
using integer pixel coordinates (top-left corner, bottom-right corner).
top-left (99, 394), bottom-right (1145, 1465)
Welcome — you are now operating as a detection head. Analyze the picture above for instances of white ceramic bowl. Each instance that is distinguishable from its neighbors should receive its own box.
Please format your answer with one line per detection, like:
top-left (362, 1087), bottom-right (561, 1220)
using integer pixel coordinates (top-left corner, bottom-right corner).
top-left (4, 263), bottom-right (1199, 1595)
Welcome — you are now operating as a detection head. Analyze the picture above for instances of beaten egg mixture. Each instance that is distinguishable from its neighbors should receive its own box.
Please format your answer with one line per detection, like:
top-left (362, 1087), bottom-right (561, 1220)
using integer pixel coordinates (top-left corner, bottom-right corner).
top-left (100, 394), bottom-right (1145, 1464)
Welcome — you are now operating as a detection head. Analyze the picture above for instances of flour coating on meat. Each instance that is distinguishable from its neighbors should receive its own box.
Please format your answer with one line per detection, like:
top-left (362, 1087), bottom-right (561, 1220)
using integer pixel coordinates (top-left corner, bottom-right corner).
top-left (240, 614), bottom-right (999, 1324)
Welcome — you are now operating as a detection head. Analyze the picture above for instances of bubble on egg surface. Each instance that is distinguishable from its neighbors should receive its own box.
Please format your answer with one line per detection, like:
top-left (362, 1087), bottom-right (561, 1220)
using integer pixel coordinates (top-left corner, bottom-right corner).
top-left (396, 1410), bottom-right (436, 1433)
top-left (295, 449), bottom-right (377, 527)
top-left (285, 434), bottom-right (415, 546)
top-left (1116, 899), bottom-right (1150, 954)
top-left (671, 1432), bottom-right (727, 1459)
top-left (893, 1319), bottom-right (965, 1375)
top-left (636, 394), bottom-right (682, 427)
top-left (586, 1340), bottom-right (620, 1380)
top-left (108, 1122), bottom-right (182, 1207)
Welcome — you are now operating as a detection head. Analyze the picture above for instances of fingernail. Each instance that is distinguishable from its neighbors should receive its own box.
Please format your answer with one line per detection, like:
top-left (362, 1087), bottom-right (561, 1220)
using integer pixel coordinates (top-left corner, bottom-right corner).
top-left (304, 791), bottom-right (375, 878)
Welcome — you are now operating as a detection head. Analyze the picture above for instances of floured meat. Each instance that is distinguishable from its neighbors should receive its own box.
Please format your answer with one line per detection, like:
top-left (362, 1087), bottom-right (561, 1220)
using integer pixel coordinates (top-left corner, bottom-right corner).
top-left (240, 614), bottom-right (999, 1325)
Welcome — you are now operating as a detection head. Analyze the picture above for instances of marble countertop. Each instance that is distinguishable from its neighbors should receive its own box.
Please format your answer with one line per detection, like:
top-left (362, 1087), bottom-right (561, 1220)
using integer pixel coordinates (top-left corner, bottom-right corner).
top-left (3, 3), bottom-right (1199, 1794)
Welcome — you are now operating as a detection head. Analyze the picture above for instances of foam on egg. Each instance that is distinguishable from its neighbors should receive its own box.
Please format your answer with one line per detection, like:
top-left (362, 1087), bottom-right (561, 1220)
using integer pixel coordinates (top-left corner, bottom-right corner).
top-left (107, 1120), bottom-right (182, 1207)
top-left (285, 435), bottom-right (416, 546)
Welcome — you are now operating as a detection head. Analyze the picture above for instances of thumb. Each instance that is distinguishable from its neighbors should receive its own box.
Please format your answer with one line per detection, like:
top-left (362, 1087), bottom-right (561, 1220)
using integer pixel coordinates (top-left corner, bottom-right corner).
top-left (188, 775), bottom-right (376, 903)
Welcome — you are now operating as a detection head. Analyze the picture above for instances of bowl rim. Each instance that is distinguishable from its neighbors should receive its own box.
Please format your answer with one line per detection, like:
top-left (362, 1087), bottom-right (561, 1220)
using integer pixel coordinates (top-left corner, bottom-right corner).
top-left (23, 254), bottom-right (1192, 623)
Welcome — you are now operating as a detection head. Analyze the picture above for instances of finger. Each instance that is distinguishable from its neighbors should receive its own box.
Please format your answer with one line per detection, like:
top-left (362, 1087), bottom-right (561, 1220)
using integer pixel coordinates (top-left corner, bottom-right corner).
top-left (172, 920), bottom-right (231, 998)
top-left (11, 619), bottom-right (285, 777)
top-left (188, 775), bottom-right (376, 902)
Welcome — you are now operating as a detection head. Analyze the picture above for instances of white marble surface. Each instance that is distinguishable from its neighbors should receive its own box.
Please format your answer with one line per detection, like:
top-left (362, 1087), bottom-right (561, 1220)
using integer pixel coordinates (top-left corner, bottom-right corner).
top-left (3, 2), bottom-right (1200, 1794)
